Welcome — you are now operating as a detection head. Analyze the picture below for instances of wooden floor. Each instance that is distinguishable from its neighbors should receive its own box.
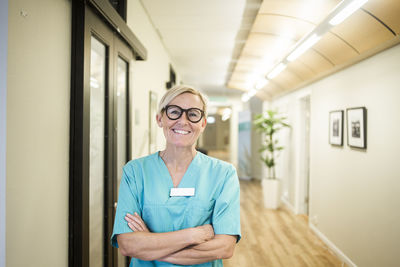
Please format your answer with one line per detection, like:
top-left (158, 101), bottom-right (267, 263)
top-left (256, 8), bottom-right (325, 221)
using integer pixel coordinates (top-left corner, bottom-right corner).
top-left (223, 179), bottom-right (345, 267)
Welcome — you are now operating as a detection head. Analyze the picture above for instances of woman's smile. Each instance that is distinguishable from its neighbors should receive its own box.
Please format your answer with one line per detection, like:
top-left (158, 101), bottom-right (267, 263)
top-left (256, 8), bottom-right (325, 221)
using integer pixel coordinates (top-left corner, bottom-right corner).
top-left (172, 129), bottom-right (191, 135)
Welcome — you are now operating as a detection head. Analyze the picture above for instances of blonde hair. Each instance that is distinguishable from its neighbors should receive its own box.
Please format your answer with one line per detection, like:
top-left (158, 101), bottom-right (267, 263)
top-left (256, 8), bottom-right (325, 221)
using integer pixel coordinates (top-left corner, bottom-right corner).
top-left (158, 85), bottom-right (209, 118)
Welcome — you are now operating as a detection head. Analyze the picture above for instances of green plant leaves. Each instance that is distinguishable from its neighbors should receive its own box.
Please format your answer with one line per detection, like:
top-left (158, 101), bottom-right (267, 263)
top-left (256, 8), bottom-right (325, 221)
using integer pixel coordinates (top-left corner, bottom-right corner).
top-left (253, 109), bottom-right (290, 179)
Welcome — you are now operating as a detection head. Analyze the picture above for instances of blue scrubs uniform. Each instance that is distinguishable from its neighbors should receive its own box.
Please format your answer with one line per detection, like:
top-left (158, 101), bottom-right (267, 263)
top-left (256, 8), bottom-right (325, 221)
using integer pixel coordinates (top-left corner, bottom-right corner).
top-left (111, 151), bottom-right (241, 266)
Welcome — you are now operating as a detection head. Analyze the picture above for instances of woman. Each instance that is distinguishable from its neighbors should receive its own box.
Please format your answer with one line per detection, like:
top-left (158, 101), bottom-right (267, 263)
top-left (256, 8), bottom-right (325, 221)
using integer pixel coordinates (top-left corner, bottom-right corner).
top-left (111, 85), bottom-right (241, 266)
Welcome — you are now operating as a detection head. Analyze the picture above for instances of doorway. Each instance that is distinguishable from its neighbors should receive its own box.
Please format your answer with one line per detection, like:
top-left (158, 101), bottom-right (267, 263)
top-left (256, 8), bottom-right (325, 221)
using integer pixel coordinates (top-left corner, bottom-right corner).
top-left (199, 107), bottom-right (231, 163)
top-left (297, 95), bottom-right (311, 215)
top-left (69, 3), bottom-right (139, 267)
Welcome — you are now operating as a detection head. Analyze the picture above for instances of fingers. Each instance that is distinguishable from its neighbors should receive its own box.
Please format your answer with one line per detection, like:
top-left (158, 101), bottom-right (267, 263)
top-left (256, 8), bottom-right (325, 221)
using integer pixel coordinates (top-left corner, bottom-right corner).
top-left (125, 214), bottom-right (142, 231)
top-left (124, 212), bottom-right (150, 232)
top-left (133, 213), bottom-right (150, 232)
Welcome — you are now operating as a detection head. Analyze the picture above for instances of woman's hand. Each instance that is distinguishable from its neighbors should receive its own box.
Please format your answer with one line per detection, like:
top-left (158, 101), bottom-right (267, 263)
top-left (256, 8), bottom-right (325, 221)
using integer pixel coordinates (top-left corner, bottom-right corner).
top-left (191, 224), bottom-right (215, 245)
top-left (125, 212), bottom-right (150, 232)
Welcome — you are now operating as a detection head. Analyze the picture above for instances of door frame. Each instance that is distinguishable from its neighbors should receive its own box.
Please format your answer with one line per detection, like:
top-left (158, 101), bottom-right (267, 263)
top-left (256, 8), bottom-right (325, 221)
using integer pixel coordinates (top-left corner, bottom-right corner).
top-left (69, 1), bottom-right (145, 266)
top-left (294, 94), bottom-right (311, 215)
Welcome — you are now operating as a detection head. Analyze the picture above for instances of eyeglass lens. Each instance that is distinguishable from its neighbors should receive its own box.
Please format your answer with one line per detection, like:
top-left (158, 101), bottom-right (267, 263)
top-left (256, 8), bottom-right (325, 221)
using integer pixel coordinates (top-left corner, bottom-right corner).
top-left (166, 105), bottom-right (203, 123)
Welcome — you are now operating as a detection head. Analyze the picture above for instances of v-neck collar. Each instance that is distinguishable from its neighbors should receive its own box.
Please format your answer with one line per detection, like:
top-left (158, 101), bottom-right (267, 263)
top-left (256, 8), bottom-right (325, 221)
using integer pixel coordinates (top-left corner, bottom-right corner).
top-left (156, 151), bottom-right (200, 188)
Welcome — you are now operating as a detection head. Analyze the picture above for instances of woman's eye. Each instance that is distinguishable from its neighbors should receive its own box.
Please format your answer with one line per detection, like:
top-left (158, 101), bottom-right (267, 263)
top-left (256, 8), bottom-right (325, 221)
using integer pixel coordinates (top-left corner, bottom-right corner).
top-left (169, 109), bottom-right (181, 116)
top-left (188, 111), bottom-right (200, 117)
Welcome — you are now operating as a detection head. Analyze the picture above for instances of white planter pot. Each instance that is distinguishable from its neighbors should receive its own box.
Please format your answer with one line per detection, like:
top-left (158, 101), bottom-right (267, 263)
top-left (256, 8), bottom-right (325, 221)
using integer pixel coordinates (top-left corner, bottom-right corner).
top-left (261, 179), bottom-right (280, 209)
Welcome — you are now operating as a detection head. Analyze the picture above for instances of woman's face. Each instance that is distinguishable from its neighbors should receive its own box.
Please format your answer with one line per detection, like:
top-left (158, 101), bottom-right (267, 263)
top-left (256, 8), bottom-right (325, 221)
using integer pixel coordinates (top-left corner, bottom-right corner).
top-left (157, 93), bottom-right (207, 149)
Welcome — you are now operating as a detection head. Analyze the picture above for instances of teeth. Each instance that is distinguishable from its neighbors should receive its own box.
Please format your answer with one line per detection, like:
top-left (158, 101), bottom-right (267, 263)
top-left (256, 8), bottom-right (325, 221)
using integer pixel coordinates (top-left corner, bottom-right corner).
top-left (173, 129), bottom-right (189, 135)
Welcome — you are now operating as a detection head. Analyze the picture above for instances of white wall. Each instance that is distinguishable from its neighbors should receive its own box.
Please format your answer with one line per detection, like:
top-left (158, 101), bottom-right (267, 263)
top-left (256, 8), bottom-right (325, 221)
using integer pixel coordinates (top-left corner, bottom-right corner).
top-left (7, 0), bottom-right (70, 266)
top-left (273, 44), bottom-right (400, 266)
top-left (127, 0), bottom-right (179, 159)
top-left (0, 1), bottom-right (8, 266)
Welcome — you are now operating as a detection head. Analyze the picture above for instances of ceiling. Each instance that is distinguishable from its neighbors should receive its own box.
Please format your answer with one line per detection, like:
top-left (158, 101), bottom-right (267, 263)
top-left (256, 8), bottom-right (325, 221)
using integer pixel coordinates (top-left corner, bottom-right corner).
top-left (140, 0), bottom-right (400, 101)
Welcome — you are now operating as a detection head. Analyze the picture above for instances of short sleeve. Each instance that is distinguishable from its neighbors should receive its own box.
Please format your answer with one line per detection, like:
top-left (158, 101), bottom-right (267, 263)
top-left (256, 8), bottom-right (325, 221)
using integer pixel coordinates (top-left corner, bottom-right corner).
top-left (211, 165), bottom-right (241, 242)
top-left (110, 164), bottom-right (141, 248)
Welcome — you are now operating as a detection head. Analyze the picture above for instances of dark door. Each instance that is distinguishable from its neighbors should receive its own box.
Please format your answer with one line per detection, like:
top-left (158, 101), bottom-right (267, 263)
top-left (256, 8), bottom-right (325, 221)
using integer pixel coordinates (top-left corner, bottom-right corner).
top-left (70, 5), bottom-right (133, 267)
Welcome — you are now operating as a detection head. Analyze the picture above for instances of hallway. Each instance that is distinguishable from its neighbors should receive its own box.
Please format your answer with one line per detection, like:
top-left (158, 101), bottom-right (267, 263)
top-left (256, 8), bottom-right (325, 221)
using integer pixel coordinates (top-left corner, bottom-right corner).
top-left (224, 180), bottom-right (345, 267)
top-left (3, 0), bottom-right (400, 266)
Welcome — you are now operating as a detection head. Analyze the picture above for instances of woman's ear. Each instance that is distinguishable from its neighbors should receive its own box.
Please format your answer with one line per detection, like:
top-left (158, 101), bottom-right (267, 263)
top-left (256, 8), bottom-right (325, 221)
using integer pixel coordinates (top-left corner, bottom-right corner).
top-left (156, 114), bottom-right (163, 127)
top-left (200, 117), bottom-right (207, 132)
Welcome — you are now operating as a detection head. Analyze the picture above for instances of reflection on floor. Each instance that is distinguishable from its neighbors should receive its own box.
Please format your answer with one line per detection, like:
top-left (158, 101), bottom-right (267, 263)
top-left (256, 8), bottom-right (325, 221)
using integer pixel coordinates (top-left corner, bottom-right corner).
top-left (223, 179), bottom-right (346, 267)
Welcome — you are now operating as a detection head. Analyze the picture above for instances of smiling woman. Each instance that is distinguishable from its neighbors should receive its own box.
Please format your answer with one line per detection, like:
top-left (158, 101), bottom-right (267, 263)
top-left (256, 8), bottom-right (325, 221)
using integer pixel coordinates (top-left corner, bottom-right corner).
top-left (111, 85), bottom-right (241, 266)
top-left (157, 92), bottom-right (207, 151)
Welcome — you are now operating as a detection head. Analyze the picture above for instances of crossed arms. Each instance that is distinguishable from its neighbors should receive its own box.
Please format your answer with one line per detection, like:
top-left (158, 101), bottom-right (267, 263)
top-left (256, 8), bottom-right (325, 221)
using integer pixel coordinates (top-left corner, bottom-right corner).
top-left (117, 212), bottom-right (237, 265)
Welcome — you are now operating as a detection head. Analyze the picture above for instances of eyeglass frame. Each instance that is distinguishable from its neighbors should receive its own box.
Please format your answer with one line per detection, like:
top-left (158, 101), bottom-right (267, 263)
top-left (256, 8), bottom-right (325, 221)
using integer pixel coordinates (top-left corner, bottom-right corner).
top-left (162, 105), bottom-right (205, 123)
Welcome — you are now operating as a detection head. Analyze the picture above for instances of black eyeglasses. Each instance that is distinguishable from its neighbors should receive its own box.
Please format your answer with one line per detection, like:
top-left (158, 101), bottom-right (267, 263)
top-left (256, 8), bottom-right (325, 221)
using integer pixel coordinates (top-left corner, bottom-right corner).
top-left (163, 105), bottom-right (204, 123)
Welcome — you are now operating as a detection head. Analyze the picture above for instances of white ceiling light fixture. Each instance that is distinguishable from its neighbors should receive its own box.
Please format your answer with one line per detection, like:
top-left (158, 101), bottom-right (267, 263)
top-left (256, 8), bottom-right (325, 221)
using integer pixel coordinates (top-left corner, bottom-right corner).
top-left (241, 88), bottom-right (258, 102)
top-left (329, 0), bottom-right (369, 26)
top-left (254, 78), bottom-right (269, 90)
top-left (207, 116), bottom-right (216, 124)
top-left (221, 108), bottom-right (232, 121)
top-left (241, 93), bottom-right (251, 102)
top-left (248, 89), bottom-right (257, 97)
top-left (287, 34), bottom-right (322, 62)
top-left (267, 63), bottom-right (287, 79)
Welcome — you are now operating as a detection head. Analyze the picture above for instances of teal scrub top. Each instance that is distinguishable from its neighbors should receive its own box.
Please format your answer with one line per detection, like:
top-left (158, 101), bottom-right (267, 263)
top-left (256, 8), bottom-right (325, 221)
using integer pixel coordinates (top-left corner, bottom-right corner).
top-left (111, 151), bottom-right (241, 267)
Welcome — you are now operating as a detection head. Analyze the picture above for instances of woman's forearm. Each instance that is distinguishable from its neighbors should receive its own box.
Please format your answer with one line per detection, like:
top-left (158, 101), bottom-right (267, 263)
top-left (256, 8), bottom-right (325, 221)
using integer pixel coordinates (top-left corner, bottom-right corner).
top-left (159, 234), bottom-right (237, 265)
top-left (117, 224), bottom-right (214, 261)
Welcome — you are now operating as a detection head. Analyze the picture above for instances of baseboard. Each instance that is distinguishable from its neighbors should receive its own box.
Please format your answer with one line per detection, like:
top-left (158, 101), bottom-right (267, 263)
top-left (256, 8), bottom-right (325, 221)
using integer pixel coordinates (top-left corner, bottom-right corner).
top-left (309, 223), bottom-right (357, 267)
top-left (281, 196), bottom-right (295, 213)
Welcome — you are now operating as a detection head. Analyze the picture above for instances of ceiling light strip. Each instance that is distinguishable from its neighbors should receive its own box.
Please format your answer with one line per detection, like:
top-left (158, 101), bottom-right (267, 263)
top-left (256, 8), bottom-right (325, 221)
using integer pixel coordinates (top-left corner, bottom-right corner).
top-left (241, 0), bottom-right (369, 102)
top-left (267, 63), bottom-right (287, 79)
top-left (287, 34), bottom-right (321, 62)
top-left (329, 0), bottom-right (368, 26)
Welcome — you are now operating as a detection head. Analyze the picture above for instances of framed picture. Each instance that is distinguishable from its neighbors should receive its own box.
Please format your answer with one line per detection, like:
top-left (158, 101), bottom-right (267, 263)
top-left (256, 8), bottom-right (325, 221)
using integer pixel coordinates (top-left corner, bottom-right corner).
top-left (329, 110), bottom-right (344, 146)
top-left (346, 107), bottom-right (367, 149)
top-left (149, 91), bottom-right (158, 153)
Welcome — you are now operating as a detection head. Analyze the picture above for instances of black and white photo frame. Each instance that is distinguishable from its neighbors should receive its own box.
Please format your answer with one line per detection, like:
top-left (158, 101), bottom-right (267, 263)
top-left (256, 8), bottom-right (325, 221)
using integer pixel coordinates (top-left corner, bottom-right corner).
top-left (346, 107), bottom-right (367, 149)
top-left (329, 110), bottom-right (344, 146)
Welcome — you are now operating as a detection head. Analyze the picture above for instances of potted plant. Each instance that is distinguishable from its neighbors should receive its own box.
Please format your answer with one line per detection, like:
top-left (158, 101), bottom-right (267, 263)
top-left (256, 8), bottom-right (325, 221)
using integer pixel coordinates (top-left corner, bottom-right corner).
top-left (253, 110), bottom-right (290, 209)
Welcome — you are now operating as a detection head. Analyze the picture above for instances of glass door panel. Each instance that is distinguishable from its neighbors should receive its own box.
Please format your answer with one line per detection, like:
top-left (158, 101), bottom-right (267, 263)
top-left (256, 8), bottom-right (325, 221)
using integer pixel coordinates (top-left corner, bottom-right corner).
top-left (89, 36), bottom-right (106, 267)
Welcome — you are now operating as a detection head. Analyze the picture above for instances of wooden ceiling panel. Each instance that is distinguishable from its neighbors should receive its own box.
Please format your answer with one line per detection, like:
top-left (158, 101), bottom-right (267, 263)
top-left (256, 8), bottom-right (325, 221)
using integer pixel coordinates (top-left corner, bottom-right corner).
top-left (229, 72), bottom-right (252, 84)
top-left (243, 33), bottom-right (295, 64)
top-left (252, 15), bottom-right (313, 41)
top-left (227, 0), bottom-right (400, 100)
top-left (286, 61), bottom-right (315, 81)
top-left (255, 90), bottom-right (271, 101)
top-left (363, 0), bottom-right (400, 34)
top-left (314, 32), bottom-right (359, 66)
top-left (235, 56), bottom-right (260, 69)
top-left (227, 81), bottom-right (248, 92)
top-left (245, 33), bottom-right (294, 53)
top-left (258, 0), bottom-right (340, 24)
top-left (331, 10), bottom-right (395, 53)
top-left (272, 69), bottom-right (303, 91)
top-left (260, 82), bottom-right (281, 96)
top-left (296, 49), bottom-right (334, 74)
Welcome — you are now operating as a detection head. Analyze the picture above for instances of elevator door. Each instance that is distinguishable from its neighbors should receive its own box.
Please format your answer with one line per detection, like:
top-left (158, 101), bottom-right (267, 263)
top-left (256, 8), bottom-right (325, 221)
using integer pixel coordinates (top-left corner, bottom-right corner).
top-left (86, 7), bottom-right (133, 267)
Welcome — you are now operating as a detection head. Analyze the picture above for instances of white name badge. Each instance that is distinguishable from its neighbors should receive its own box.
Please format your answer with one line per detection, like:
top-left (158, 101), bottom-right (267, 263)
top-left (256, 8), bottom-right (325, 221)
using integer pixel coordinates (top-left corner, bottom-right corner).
top-left (170, 188), bottom-right (195, 197)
